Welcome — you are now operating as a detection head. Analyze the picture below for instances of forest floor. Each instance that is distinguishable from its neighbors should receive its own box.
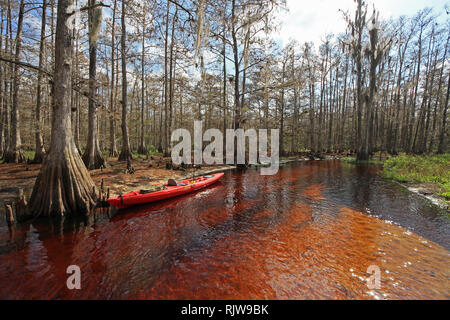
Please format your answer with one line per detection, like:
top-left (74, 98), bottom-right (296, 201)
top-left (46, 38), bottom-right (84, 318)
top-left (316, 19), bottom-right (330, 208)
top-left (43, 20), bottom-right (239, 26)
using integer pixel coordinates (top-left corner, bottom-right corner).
top-left (0, 156), bottom-right (236, 205)
top-left (1, 154), bottom-right (315, 207)
top-left (2, 153), bottom-right (448, 211)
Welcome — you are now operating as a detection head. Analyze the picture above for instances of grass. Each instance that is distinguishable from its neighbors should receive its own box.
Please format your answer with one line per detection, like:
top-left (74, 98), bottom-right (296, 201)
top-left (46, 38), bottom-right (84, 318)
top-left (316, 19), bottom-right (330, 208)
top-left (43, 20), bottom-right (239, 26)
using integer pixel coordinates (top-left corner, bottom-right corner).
top-left (340, 156), bottom-right (384, 165)
top-left (131, 152), bottom-right (149, 160)
top-left (131, 146), bottom-right (163, 159)
top-left (101, 145), bottom-right (163, 159)
top-left (24, 150), bottom-right (35, 159)
top-left (383, 153), bottom-right (450, 200)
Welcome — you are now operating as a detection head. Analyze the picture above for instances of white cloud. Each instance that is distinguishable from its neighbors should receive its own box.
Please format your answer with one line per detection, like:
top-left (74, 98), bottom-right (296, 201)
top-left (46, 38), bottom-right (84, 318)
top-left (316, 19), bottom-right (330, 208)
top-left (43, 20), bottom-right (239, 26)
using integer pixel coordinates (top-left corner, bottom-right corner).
top-left (276, 0), bottom-right (449, 48)
top-left (275, 0), bottom-right (354, 47)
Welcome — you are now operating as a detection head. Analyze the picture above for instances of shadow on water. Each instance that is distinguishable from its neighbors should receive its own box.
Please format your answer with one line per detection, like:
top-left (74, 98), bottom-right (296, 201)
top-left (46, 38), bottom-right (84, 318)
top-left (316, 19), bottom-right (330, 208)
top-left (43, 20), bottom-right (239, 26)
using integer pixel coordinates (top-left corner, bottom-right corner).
top-left (0, 161), bottom-right (448, 299)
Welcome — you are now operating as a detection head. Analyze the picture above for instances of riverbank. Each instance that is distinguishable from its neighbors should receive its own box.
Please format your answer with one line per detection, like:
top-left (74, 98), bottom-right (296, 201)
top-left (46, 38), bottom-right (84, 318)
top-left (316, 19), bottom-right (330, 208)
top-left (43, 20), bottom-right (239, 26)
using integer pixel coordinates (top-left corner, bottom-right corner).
top-left (0, 153), bottom-right (339, 224)
top-left (0, 157), bottom-right (236, 203)
top-left (0, 156), bottom-right (239, 226)
top-left (383, 154), bottom-right (450, 210)
top-left (0, 153), bottom-right (331, 204)
top-left (340, 154), bottom-right (450, 210)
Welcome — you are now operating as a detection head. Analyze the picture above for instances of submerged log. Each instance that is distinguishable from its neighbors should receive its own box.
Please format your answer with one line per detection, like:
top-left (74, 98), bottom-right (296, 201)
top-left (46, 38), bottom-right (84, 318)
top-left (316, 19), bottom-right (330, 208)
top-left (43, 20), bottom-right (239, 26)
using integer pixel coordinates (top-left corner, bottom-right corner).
top-left (12, 189), bottom-right (30, 223)
top-left (15, 196), bottom-right (29, 223)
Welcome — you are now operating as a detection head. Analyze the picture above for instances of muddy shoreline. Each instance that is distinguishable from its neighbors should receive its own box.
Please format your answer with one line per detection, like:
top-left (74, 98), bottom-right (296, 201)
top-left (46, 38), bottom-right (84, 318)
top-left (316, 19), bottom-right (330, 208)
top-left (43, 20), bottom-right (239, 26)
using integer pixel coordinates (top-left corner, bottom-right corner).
top-left (0, 156), bottom-right (313, 225)
top-left (393, 181), bottom-right (449, 211)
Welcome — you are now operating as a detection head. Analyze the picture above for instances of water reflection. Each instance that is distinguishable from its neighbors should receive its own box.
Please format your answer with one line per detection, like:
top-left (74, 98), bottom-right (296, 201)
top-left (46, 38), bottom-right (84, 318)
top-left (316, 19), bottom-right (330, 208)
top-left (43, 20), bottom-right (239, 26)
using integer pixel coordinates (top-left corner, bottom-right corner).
top-left (0, 161), bottom-right (448, 299)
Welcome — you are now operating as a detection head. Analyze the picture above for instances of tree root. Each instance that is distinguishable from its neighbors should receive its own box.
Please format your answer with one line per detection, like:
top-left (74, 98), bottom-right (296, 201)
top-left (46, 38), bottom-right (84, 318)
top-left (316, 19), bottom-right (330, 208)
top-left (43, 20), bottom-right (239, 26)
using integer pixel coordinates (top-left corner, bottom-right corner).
top-left (118, 148), bottom-right (132, 162)
top-left (3, 149), bottom-right (25, 164)
top-left (28, 146), bottom-right (97, 218)
top-left (82, 147), bottom-right (107, 170)
top-left (137, 145), bottom-right (147, 155)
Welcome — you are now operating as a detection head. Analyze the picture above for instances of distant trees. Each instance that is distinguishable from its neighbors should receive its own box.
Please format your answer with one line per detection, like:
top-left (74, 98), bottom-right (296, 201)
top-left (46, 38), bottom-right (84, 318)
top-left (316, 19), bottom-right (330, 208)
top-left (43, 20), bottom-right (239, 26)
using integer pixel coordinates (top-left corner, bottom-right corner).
top-left (335, 2), bottom-right (449, 159)
top-left (438, 55), bottom-right (449, 154)
top-left (1, 0), bottom-right (448, 164)
top-left (3, 0), bottom-right (25, 163)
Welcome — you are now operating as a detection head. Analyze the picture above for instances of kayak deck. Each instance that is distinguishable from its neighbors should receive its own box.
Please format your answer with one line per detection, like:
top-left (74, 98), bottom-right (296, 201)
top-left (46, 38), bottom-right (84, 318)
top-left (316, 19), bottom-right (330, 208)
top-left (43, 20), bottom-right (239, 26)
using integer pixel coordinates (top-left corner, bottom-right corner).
top-left (107, 172), bottom-right (224, 209)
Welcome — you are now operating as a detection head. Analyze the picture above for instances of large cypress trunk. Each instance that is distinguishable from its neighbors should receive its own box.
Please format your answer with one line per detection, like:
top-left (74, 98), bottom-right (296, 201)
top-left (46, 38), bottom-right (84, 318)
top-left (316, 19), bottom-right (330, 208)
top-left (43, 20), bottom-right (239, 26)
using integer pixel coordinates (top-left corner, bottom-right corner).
top-left (28, 0), bottom-right (97, 218)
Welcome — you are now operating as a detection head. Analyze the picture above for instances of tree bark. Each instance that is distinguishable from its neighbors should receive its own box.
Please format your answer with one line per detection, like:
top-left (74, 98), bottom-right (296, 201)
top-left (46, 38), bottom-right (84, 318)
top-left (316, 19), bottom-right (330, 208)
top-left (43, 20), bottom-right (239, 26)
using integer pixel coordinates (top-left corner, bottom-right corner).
top-left (0, 7), bottom-right (4, 155)
top-left (28, 0), bottom-right (97, 218)
top-left (118, 0), bottom-right (132, 161)
top-left (358, 12), bottom-right (381, 161)
top-left (4, 0), bottom-right (25, 163)
top-left (82, 0), bottom-right (106, 169)
top-left (2, 0), bottom-right (12, 158)
top-left (32, 0), bottom-right (47, 164)
top-left (231, 0), bottom-right (240, 131)
top-left (163, 0), bottom-right (170, 156)
top-left (109, 0), bottom-right (118, 157)
top-left (429, 35), bottom-right (448, 152)
top-left (354, 0), bottom-right (366, 161)
top-left (137, 15), bottom-right (147, 155)
top-left (437, 72), bottom-right (449, 154)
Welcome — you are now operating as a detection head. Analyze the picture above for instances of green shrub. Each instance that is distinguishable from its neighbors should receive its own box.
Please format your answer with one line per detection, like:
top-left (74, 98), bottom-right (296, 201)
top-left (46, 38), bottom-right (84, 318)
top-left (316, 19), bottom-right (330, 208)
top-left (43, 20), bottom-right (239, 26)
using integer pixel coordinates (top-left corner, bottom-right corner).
top-left (440, 192), bottom-right (450, 200)
top-left (24, 150), bottom-right (35, 160)
top-left (383, 154), bottom-right (450, 196)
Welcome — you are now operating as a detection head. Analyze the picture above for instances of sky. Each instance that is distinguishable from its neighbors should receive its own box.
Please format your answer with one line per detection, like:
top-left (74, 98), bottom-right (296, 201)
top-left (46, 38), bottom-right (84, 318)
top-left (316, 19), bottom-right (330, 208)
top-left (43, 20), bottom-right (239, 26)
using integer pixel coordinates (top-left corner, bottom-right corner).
top-left (276, 0), bottom-right (449, 47)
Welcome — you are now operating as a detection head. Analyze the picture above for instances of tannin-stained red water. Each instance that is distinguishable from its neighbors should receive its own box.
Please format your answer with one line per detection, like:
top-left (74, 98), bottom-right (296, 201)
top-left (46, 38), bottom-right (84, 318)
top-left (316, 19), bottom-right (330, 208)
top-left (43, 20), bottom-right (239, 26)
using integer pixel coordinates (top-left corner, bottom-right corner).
top-left (0, 161), bottom-right (448, 299)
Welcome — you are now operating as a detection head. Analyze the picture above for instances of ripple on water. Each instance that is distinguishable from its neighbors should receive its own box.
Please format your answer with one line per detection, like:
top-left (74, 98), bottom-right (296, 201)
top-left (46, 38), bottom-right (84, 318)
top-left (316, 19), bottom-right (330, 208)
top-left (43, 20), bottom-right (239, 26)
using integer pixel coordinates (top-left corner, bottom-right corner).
top-left (0, 161), bottom-right (448, 299)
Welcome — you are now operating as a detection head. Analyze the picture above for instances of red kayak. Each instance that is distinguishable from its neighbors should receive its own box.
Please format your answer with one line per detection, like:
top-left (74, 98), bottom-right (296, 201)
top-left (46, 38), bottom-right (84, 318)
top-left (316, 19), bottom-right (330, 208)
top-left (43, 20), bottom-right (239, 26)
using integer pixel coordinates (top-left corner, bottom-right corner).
top-left (107, 173), bottom-right (224, 209)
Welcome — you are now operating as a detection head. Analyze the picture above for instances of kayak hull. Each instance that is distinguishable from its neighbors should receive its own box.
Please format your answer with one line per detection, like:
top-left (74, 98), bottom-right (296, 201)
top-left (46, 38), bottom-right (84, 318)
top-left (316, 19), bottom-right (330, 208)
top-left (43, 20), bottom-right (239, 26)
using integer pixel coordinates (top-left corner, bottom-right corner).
top-left (107, 173), bottom-right (224, 209)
